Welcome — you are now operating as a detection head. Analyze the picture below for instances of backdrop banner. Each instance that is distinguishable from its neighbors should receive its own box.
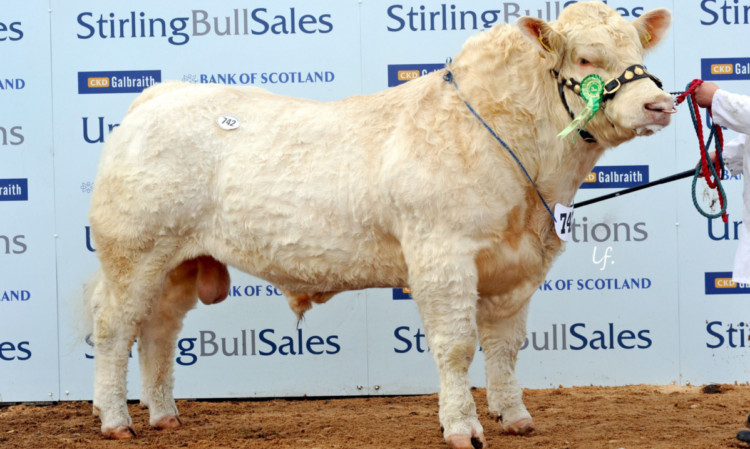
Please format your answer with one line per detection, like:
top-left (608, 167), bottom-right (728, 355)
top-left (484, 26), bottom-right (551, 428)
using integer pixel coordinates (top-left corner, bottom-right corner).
top-left (2, 0), bottom-right (748, 403)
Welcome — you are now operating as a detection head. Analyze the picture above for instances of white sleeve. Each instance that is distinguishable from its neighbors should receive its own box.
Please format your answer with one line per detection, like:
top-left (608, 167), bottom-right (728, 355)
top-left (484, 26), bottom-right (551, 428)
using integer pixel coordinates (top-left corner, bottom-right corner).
top-left (712, 89), bottom-right (750, 135)
top-left (723, 134), bottom-right (748, 175)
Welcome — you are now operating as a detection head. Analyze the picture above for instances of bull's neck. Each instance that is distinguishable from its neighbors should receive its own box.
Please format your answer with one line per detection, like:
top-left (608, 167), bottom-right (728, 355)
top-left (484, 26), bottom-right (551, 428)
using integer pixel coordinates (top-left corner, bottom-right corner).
top-left (541, 72), bottom-right (607, 207)
top-left (447, 63), bottom-right (605, 209)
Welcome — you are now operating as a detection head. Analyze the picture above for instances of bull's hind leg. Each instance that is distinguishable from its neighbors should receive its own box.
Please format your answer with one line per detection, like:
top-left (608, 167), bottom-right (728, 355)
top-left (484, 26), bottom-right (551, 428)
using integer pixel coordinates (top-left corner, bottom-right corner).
top-left (139, 256), bottom-right (229, 429)
top-left (92, 260), bottom-right (167, 439)
top-left (477, 299), bottom-right (534, 435)
top-left (137, 259), bottom-right (200, 429)
top-left (403, 239), bottom-right (485, 449)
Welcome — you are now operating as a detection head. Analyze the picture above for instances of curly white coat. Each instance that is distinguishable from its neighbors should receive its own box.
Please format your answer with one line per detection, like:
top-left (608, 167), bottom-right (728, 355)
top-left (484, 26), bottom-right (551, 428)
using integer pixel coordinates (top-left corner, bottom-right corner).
top-left (86, 3), bottom-right (673, 448)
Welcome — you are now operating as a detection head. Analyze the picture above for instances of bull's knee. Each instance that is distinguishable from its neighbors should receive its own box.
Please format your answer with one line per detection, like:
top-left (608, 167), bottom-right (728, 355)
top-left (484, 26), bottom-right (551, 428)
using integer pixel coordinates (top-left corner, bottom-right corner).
top-left (196, 256), bottom-right (230, 305)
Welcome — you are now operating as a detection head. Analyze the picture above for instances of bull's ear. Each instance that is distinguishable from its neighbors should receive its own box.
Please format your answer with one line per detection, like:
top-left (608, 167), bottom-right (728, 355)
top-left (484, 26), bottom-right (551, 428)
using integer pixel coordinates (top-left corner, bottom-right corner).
top-left (633, 8), bottom-right (671, 50)
top-left (516, 17), bottom-right (564, 56)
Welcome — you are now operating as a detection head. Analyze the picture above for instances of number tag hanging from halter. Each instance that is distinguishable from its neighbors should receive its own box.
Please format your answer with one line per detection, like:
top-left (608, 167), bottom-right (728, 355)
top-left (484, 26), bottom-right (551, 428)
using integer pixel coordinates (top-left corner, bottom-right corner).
top-left (554, 203), bottom-right (574, 242)
top-left (557, 74), bottom-right (604, 141)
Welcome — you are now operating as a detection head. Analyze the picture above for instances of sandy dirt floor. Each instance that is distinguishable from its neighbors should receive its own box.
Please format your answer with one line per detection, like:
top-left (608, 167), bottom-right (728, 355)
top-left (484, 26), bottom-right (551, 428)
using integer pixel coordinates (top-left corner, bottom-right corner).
top-left (2, 384), bottom-right (750, 449)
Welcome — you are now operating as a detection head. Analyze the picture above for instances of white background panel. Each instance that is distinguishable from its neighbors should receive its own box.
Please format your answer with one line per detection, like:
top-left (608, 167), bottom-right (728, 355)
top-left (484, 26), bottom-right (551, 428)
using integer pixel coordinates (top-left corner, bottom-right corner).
top-left (2, 0), bottom-right (749, 403)
top-left (673, 0), bottom-right (750, 385)
top-left (0, 1), bottom-right (58, 402)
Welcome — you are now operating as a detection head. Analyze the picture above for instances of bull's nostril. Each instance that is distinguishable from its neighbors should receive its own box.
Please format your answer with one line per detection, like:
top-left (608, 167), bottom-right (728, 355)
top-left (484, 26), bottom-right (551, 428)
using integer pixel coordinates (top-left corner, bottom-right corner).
top-left (645, 103), bottom-right (677, 114)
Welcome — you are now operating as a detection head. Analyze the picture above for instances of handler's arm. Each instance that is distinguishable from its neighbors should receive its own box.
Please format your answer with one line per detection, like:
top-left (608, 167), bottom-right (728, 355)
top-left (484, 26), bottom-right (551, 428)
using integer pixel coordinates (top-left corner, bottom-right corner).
top-left (710, 89), bottom-right (750, 175)
top-left (712, 89), bottom-right (750, 135)
top-left (723, 134), bottom-right (749, 176)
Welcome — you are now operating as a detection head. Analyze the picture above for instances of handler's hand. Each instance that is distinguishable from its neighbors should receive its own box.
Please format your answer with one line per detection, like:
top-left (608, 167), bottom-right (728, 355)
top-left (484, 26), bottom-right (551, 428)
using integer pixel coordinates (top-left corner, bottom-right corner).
top-left (697, 150), bottom-right (720, 176)
top-left (694, 82), bottom-right (719, 108)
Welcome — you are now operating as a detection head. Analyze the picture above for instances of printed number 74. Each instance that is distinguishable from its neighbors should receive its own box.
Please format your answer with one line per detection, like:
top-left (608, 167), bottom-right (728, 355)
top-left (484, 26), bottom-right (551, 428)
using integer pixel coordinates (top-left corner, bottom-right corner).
top-left (558, 211), bottom-right (573, 235)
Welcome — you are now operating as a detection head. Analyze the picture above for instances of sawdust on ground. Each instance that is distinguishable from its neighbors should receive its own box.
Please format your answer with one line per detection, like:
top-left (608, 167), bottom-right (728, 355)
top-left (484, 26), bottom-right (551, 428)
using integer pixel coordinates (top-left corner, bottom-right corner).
top-left (2, 384), bottom-right (750, 449)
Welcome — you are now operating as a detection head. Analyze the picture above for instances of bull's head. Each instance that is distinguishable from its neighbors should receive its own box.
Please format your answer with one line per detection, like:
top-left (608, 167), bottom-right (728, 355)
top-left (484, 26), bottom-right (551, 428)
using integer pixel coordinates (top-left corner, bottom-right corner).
top-left (518, 1), bottom-right (673, 147)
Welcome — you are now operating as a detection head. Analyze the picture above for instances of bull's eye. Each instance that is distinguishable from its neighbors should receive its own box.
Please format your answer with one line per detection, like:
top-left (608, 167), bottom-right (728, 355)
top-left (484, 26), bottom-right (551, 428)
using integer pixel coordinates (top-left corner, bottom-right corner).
top-left (579, 58), bottom-right (592, 66)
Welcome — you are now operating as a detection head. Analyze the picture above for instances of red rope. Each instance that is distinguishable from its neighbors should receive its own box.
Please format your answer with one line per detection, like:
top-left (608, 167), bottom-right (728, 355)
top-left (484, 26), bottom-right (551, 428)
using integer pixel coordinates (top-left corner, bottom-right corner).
top-left (674, 79), bottom-right (702, 105)
top-left (675, 79), bottom-right (728, 222)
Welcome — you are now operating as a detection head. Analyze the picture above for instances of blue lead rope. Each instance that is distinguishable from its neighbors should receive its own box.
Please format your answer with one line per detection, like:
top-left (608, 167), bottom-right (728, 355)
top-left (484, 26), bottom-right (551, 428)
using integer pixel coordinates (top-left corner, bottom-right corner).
top-left (443, 69), bottom-right (557, 223)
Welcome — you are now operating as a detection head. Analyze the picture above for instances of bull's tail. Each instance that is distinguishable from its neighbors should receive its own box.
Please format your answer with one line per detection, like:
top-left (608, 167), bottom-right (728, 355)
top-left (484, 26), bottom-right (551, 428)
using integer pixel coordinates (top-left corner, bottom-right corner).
top-left (75, 269), bottom-right (103, 343)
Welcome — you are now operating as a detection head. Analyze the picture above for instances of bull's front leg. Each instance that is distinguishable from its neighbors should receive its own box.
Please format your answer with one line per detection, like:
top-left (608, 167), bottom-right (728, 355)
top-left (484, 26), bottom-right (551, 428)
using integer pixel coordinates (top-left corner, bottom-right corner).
top-left (477, 299), bottom-right (534, 435)
top-left (404, 240), bottom-right (485, 449)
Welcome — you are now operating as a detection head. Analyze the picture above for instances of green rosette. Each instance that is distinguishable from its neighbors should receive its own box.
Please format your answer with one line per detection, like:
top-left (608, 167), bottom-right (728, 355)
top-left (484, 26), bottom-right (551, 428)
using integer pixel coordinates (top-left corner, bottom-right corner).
top-left (558, 73), bottom-right (604, 141)
top-left (580, 73), bottom-right (604, 104)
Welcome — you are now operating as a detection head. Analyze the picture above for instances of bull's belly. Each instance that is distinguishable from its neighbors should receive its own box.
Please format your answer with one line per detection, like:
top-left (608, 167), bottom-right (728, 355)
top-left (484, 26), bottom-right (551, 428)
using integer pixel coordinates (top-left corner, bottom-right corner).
top-left (208, 228), bottom-right (410, 295)
top-left (208, 226), bottom-right (555, 314)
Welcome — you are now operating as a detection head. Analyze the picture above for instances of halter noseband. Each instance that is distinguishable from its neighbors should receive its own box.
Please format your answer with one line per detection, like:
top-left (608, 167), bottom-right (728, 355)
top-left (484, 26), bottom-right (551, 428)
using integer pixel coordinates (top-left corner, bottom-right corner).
top-left (552, 64), bottom-right (664, 143)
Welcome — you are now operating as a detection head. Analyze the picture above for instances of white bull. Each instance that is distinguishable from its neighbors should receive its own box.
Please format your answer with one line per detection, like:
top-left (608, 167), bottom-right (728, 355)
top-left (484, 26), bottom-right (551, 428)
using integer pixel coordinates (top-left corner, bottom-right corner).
top-left (85, 2), bottom-right (673, 448)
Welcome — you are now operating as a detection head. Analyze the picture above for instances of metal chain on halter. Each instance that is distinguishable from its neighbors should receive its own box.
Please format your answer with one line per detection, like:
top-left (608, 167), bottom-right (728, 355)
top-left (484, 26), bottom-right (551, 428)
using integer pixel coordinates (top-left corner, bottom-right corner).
top-left (674, 80), bottom-right (728, 223)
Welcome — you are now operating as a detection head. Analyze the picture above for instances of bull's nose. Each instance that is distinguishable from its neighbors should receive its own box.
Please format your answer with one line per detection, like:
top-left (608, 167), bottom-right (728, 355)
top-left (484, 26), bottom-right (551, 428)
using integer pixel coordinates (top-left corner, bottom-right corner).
top-left (644, 98), bottom-right (676, 114)
top-left (643, 97), bottom-right (674, 128)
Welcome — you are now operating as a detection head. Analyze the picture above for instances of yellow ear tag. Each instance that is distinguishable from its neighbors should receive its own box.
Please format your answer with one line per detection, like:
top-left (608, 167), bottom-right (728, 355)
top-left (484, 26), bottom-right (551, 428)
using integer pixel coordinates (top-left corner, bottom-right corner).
top-left (538, 35), bottom-right (553, 53)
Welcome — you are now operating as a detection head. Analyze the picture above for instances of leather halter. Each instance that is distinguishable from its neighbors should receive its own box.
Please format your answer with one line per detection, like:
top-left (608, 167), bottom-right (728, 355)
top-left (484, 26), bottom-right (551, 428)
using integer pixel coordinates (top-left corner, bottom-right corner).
top-left (552, 64), bottom-right (664, 143)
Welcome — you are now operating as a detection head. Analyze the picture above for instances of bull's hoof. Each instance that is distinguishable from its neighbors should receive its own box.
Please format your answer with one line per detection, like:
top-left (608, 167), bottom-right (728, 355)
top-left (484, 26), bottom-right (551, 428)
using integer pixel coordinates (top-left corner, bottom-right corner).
top-left (102, 425), bottom-right (137, 439)
top-left (446, 433), bottom-right (486, 449)
top-left (503, 417), bottom-right (535, 435)
top-left (153, 414), bottom-right (183, 430)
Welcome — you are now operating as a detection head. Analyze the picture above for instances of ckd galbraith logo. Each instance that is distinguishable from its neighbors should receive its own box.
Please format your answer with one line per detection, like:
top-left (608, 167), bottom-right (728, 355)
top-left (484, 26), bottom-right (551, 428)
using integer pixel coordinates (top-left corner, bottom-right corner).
top-left (0, 179), bottom-right (28, 202)
top-left (78, 70), bottom-right (161, 94)
top-left (701, 58), bottom-right (750, 81)
top-left (704, 272), bottom-right (750, 295)
top-left (580, 165), bottom-right (648, 189)
top-left (387, 64), bottom-right (443, 87)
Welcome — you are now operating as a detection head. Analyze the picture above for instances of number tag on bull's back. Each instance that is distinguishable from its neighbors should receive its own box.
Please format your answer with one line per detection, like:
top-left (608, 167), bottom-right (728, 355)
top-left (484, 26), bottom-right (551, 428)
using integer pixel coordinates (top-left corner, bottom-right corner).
top-left (217, 114), bottom-right (240, 130)
top-left (554, 203), bottom-right (574, 242)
